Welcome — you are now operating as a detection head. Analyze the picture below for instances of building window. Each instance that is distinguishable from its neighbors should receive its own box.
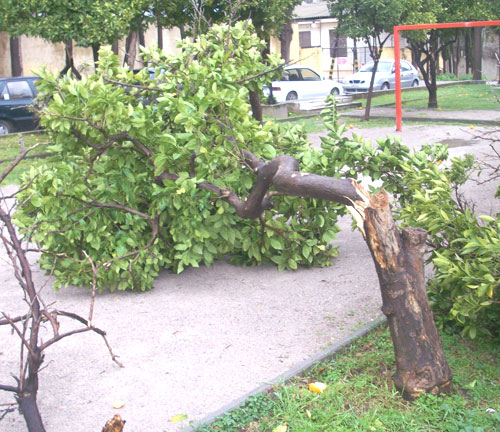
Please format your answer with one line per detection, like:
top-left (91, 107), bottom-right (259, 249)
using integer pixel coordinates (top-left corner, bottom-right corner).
top-left (329, 30), bottom-right (347, 57)
top-left (299, 31), bottom-right (311, 48)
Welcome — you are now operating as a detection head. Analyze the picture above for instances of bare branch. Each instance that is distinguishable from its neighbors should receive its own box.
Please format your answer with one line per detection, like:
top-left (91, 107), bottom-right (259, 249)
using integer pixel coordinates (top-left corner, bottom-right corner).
top-left (0, 143), bottom-right (44, 185)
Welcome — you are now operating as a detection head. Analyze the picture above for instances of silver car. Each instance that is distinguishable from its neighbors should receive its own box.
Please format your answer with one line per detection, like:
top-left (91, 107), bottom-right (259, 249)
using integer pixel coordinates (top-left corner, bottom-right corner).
top-left (341, 59), bottom-right (419, 93)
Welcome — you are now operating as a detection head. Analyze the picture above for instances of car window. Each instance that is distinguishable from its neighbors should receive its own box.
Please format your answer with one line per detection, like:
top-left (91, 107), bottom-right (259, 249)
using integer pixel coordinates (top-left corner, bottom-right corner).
top-left (401, 61), bottom-right (412, 71)
top-left (2, 81), bottom-right (34, 100)
top-left (359, 63), bottom-right (374, 72)
top-left (300, 69), bottom-right (320, 81)
top-left (283, 69), bottom-right (301, 81)
top-left (377, 62), bottom-right (393, 73)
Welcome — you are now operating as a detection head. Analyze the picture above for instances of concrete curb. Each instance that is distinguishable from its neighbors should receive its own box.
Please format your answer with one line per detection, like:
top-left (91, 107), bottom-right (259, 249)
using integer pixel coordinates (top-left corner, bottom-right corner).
top-left (184, 316), bottom-right (387, 431)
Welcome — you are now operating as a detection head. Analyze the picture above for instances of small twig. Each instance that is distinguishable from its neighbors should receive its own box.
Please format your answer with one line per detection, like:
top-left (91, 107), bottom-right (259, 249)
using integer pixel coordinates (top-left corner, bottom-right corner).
top-left (103, 77), bottom-right (164, 93)
top-left (83, 251), bottom-right (98, 324)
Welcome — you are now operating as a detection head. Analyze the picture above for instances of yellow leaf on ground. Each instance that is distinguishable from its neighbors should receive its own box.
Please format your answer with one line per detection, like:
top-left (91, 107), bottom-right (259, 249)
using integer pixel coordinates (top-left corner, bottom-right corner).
top-left (309, 382), bottom-right (327, 393)
top-left (112, 401), bottom-right (125, 409)
top-left (169, 414), bottom-right (188, 423)
top-left (272, 423), bottom-right (288, 432)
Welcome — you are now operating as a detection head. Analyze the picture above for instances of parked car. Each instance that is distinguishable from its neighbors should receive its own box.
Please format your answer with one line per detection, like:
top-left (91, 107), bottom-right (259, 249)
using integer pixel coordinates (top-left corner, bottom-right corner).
top-left (0, 76), bottom-right (39, 134)
top-left (264, 66), bottom-right (344, 102)
top-left (341, 60), bottom-right (419, 93)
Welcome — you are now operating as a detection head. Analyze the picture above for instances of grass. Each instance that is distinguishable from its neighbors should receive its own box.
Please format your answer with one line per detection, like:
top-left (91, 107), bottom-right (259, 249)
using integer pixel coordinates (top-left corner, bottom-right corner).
top-left (290, 116), bottom-right (405, 134)
top-left (368, 83), bottom-right (500, 111)
top-left (0, 132), bottom-right (50, 184)
top-left (196, 327), bottom-right (500, 431)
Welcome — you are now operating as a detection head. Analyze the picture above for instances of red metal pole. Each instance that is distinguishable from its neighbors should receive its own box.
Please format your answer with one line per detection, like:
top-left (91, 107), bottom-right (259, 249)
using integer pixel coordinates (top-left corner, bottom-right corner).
top-left (394, 29), bottom-right (402, 131)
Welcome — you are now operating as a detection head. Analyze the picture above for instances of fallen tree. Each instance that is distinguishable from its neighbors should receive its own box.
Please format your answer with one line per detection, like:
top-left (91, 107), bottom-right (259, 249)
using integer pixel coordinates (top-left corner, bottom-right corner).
top-left (14, 22), bottom-right (453, 400)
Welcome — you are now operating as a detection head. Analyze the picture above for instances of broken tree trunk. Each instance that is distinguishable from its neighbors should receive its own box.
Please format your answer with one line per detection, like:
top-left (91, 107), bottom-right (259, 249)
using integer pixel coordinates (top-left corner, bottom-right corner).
top-left (214, 153), bottom-right (453, 398)
top-left (362, 191), bottom-right (452, 399)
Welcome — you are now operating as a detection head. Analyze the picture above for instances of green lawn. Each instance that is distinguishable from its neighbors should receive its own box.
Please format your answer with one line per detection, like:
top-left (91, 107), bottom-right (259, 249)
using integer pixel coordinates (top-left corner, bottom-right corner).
top-left (369, 83), bottom-right (500, 111)
top-left (0, 132), bottom-right (50, 184)
top-left (196, 327), bottom-right (500, 431)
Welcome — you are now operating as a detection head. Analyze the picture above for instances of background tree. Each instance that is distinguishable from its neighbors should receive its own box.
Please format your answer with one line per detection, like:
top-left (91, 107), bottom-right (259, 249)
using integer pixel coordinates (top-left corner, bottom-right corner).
top-left (327, 0), bottom-right (412, 120)
top-left (0, 0), bottom-right (140, 76)
top-left (403, 0), bottom-right (498, 108)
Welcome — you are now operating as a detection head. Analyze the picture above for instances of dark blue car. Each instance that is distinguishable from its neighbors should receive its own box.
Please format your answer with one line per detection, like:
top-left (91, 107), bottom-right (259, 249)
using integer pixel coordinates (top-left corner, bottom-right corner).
top-left (0, 76), bottom-right (39, 134)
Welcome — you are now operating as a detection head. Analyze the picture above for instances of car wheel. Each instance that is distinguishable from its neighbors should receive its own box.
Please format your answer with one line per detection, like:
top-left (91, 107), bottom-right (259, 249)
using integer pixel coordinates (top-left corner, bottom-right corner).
top-left (381, 82), bottom-right (390, 91)
top-left (412, 79), bottom-right (419, 87)
top-left (330, 87), bottom-right (340, 96)
top-left (0, 120), bottom-right (13, 135)
top-left (286, 91), bottom-right (298, 101)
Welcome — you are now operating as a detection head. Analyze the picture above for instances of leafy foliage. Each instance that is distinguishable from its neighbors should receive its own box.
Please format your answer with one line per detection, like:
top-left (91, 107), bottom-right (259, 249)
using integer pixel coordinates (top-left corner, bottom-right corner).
top-left (0, 0), bottom-right (139, 46)
top-left (318, 103), bottom-right (500, 338)
top-left (15, 22), bottom-right (342, 293)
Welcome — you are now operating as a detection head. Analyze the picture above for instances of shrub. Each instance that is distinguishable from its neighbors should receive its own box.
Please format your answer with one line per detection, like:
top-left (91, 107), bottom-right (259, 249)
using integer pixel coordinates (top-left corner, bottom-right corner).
top-left (436, 72), bottom-right (458, 81)
top-left (319, 103), bottom-right (500, 338)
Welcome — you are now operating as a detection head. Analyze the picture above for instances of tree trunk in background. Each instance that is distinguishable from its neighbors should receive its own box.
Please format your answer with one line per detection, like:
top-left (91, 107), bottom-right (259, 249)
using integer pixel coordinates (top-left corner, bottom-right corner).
top-left (10, 36), bottom-right (23, 76)
top-left (124, 31), bottom-right (139, 69)
top-left (363, 54), bottom-right (380, 121)
top-left (139, 29), bottom-right (145, 48)
top-left (157, 24), bottom-right (164, 50)
top-left (427, 60), bottom-right (438, 108)
top-left (453, 35), bottom-right (460, 76)
top-left (279, 21), bottom-right (293, 63)
top-left (472, 27), bottom-right (483, 80)
top-left (92, 43), bottom-right (100, 72)
top-left (61, 40), bottom-right (82, 79)
top-left (111, 41), bottom-right (119, 55)
top-left (249, 90), bottom-right (263, 123)
top-left (465, 30), bottom-right (471, 74)
top-left (353, 39), bottom-right (359, 72)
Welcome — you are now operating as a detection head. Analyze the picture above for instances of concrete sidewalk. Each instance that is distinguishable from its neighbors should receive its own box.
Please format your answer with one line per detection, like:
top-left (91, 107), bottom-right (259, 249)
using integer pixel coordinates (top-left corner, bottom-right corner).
top-left (340, 106), bottom-right (500, 125)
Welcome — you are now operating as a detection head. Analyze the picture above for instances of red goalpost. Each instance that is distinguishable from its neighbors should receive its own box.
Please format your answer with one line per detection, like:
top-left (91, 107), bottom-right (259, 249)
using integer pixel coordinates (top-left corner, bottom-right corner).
top-left (393, 20), bottom-right (500, 131)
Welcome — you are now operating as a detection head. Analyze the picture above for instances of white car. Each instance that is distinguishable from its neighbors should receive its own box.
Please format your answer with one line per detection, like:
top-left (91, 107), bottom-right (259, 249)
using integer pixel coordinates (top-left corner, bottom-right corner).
top-left (341, 59), bottom-right (420, 93)
top-left (264, 66), bottom-right (344, 102)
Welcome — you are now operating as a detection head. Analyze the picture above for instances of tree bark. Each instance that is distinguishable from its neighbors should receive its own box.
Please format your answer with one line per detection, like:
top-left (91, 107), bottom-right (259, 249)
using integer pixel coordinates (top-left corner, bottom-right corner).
top-left (363, 56), bottom-right (380, 121)
top-left (472, 27), bottom-right (483, 80)
top-left (157, 24), bottom-right (164, 50)
top-left (91, 43), bottom-right (100, 72)
top-left (249, 90), bottom-right (263, 124)
top-left (465, 30), bottom-right (471, 74)
top-left (124, 31), bottom-right (139, 69)
top-left (363, 192), bottom-right (452, 399)
top-left (111, 41), bottom-right (119, 55)
top-left (10, 36), bottom-right (23, 77)
top-left (18, 383), bottom-right (45, 432)
top-left (279, 21), bottom-right (293, 63)
top-left (60, 40), bottom-right (81, 79)
top-left (427, 51), bottom-right (438, 108)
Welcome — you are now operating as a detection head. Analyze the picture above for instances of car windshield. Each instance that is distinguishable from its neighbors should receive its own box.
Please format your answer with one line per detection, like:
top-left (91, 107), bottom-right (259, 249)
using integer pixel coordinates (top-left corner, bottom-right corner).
top-left (359, 62), bottom-right (392, 73)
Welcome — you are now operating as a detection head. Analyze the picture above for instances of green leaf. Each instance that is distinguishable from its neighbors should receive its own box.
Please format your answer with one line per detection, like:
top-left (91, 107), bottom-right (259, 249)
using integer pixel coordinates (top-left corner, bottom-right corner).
top-left (262, 144), bottom-right (277, 160)
top-left (269, 237), bottom-right (283, 250)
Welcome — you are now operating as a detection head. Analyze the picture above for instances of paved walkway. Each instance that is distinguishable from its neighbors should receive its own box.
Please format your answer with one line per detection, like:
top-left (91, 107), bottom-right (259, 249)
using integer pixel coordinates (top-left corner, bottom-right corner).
top-left (341, 106), bottom-right (500, 125)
